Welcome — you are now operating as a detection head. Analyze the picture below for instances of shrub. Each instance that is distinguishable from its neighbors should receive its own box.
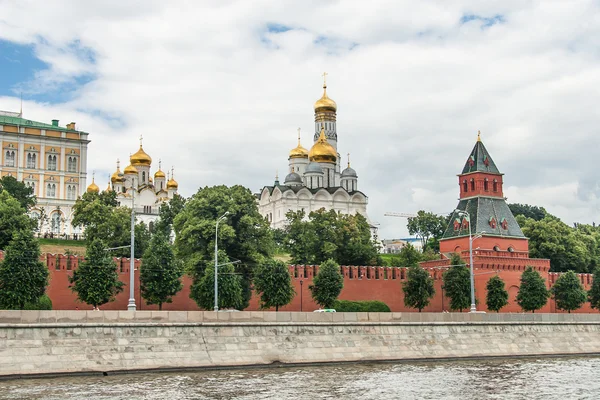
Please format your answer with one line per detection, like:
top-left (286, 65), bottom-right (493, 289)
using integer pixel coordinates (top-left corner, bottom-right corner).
top-left (23, 294), bottom-right (53, 310)
top-left (333, 300), bottom-right (391, 312)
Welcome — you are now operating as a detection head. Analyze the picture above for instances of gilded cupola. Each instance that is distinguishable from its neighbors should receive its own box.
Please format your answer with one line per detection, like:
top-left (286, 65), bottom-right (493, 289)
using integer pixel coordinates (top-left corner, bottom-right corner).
top-left (166, 168), bottom-right (179, 189)
top-left (124, 163), bottom-right (138, 175)
top-left (309, 124), bottom-right (337, 164)
top-left (314, 73), bottom-right (337, 112)
top-left (111, 159), bottom-right (124, 183)
top-left (130, 136), bottom-right (152, 167)
top-left (154, 159), bottom-right (166, 178)
top-left (289, 128), bottom-right (308, 159)
top-left (86, 174), bottom-right (99, 193)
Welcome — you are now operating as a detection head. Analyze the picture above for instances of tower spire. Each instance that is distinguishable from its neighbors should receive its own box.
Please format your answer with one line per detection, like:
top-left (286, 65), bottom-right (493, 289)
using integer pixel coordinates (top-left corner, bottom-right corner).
top-left (159, 159), bottom-right (162, 170)
top-left (297, 127), bottom-right (301, 145)
top-left (117, 158), bottom-right (120, 169)
top-left (322, 71), bottom-right (328, 88)
top-left (139, 135), bottom-right (143, 147)
top-left (347, 153), bottom-right (350, 168)
top-left (477, 130), bottom-right (481, 142)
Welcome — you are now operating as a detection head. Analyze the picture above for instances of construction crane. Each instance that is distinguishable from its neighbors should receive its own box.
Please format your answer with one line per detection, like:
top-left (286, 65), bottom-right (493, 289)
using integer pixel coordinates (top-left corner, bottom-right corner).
top-left (384, 212), bottom-right (417, 218)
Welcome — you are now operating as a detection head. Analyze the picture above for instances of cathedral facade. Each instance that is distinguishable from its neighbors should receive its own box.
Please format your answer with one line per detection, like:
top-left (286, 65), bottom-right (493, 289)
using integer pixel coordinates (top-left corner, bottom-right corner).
top-left (86, 138), bottom-right (179, 226)
top-left (258, 78), bottom-right (373, 233)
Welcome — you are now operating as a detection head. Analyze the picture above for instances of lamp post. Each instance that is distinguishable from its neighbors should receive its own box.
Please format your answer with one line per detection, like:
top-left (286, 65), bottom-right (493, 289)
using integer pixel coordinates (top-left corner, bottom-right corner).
top-left (127, 188), bottom-right (136, 311)
top-left (300, 280), bottom-right (304, 312)
top-left (455, 209), bottom-right (477, 313)
top-left (214, 211), bottom-right (230, 312)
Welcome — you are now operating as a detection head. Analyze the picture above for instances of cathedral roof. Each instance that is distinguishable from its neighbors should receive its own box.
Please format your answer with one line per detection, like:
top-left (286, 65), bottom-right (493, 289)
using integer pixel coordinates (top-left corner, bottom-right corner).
top-left (461, 132), bottom-right (500, 175)
top-left (442, 197), bottom-right (525, 240)
top-left (262, 185), bottom-right (366, 197)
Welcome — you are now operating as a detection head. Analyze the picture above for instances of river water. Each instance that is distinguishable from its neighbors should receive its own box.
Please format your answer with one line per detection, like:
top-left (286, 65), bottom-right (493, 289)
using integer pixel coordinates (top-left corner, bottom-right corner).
top-left (1, 356), bottom-right (599, 400)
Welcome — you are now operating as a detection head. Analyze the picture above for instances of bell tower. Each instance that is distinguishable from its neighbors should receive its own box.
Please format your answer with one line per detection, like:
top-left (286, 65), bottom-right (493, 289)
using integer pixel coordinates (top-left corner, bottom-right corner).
top-left (313, 72), bottom-right (338, 150)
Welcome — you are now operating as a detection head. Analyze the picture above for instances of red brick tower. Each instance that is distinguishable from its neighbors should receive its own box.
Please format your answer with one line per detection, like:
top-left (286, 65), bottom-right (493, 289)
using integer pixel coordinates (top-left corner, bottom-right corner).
top-left (439, 132), bottom-right (529, 256)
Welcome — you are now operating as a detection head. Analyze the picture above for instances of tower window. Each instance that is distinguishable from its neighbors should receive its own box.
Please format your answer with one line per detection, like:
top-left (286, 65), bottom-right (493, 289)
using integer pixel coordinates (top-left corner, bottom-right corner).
top-left (493, 179), bottom-right (498, 192)
top-left (462, 180), bottom-right (468, 193)
top-left (470, 179), bottom-right (475, 191)
top-left (484, 178), bottom-right (489, 191)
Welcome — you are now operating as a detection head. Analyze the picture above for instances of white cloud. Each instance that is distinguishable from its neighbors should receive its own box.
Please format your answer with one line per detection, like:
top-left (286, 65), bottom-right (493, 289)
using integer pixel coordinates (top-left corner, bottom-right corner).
top-left (1, 0), bottom-right (599, 238)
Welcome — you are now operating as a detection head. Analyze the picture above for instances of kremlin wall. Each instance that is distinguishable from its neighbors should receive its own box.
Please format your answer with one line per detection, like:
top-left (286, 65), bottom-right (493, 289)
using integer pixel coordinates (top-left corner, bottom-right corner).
top-left (0, 250), bottom-right (594, 313)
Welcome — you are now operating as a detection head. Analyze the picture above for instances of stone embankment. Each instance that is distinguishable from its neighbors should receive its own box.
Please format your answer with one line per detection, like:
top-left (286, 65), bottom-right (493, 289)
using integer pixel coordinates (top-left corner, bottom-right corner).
top-left (2, 311), bottom-right (600, 378)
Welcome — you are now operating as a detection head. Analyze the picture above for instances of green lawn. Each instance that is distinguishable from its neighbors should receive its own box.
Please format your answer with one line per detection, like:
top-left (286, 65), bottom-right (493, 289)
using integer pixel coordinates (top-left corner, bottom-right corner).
top-left (38, 238), bottom-right (86, 247)
top-left (37, 238), bottom-right (86, 255)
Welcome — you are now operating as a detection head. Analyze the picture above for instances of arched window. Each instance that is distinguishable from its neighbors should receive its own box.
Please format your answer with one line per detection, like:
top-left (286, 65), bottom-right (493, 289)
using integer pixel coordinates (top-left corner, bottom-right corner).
top-left (51, 213), bottom-right (61, 234)
top-left (462, 180), bottom-right (468, 192)
top-left (507, 247), bottom-right (514, 253)
top-left (142, 171), bottom-right (146, 183)
top-left (67, 157), bottom-right (77, 172)
top-left (5, 150), bottom-right (15, 167)
top-left (470, 179), bottom-right (475, 191)
top-left (47, 155), bottom-right (57, 171)
top-left (493, 179), bottom-right (498, 192)
top-left (493, 245), bottom-right (500, 252)
top-left (484, 178), bottom-right (489, 191)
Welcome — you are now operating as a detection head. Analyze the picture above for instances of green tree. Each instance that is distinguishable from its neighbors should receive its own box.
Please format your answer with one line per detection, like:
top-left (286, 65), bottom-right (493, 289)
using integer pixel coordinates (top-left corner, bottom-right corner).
top-left (140, 231), bottom-right (184, 310)
top-left (402, 265), bottom-right (435, 312)
top-left (0, 230), bottom-right (49, 309)
top-left (407, 210), bottom-right (447, 251)
top-left (391, 243), bottom-right (422, 267)
top-left (0, 190), bottom-right (35, 250)
top-left (23, 294), bottom-right (53, 310)
top-left (0, 175), bottom-right (36, 210)
top-left (310, 259), bottom-right (344, 309)
top-left (516, 266), bottom-right (550, 313)
top-left (253, 259), bottom-right (295, 311)
top-left (174, 185), bottom-right (274, 309)
top-left (285, 209), bottom-right (317, 264)
top-left (589, 267), bottom-right (600, 310)
top-left (551, 270), bottom-right (587, 313)
top-left (443, 253), bottom-right (471, 312)
top-left (191, 252), bottom-right (243, 310)
top-left (69, 239), bottom-right (124, 308)
top-left (508, 203), bottom-right (547, 221)
top-left (485, 275), bottom-right (508, 312)
top-left (154, 193), bottom-right (186, 236)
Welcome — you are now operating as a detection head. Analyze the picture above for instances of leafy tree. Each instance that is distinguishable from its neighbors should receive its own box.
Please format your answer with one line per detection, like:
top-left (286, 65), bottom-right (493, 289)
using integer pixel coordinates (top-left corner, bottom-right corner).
top-left (253, 259), bottom-right (295, 311)
top-left (486, 275), bottom-right (508, 312)
top-left (154, 193), bottom-right (186, 236)
top-left (191, 252), bottom-right (243, 310)
top-left (69, 239), bottom-right (124, 308)
top-left (0, 175), bottom-right (36, 209)
top-left (516, 266), bottom-right (550, 313)
top-left (443, 253), bottom-right (471, 312)
top-left (508, 203), bottom-right (547, 221)
top-left (0, 230), bottom-right (49, 309)
top-left (551, 270), bottom-right (587, 313)
top-left (589, 267), bottom-right (600, 310)
top-left (310, 259), bottom-right (344, 309)
top-left (391, 243), bottom-right (422, 267)
top-left (23, 294), bottom-right (53, 310)
top-left (402, 265), bottom-right (435, 312)
top-left (140, 231), bottom-right (184, 310)
top-left (407, 210), bottom-right (447, 251)
top-left (174, 185), bottom-right (274, 309)
top-left (0, 190), bottom-right (35, 250)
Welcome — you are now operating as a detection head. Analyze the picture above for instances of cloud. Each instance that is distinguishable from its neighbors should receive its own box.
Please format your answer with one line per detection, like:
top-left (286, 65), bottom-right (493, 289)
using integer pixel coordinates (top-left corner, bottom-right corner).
top-left (0, 0), bottom-right (599, 238)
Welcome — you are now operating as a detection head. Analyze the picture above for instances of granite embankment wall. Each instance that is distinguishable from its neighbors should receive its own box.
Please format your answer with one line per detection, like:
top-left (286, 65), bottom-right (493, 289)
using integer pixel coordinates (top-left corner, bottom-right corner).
top-left (2, 311), bottom-right (600, 378)
top-left (2, 251), bottom-right (594, 313)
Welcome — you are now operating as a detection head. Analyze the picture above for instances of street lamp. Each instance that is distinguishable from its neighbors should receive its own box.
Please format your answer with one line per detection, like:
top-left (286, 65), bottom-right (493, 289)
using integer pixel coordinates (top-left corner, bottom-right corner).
top-left (214, 211), bottom-right (230, 312)
top-left (127, 187), bottom-right (136, 311)
top-left (454, 209), bottom-right (484, 313)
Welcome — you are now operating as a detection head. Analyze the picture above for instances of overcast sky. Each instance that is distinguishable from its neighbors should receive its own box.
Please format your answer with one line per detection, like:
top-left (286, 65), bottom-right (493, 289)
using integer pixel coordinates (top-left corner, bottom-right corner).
top-left (1, 0), bottom-right (599, 238)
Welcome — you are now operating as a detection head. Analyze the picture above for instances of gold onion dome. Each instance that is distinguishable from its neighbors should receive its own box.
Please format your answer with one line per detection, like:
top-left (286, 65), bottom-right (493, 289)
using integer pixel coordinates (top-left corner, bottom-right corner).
top-left (111, 160), bottom-right (124, 183)
top-left (167, 178), bottom-right (178, 189)
top-left (309, 125), bottom-right (337, 164)
top-left (124, 164), bottom-right (138, 175)
top-left (289, 128), bottom-right (308, 159)
top-left (314, 83), bottom-right (337, 112)
top-left (86, 177), bottom-right (99, 194)
top-left (130, 137), bottom-right (152, 166)
top-left (154, 169), bottom-right (166, 178)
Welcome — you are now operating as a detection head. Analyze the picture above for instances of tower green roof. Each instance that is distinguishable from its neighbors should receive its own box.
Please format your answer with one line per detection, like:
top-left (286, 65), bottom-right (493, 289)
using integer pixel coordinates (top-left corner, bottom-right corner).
top-left (461, 137), bottom-right (500, 175)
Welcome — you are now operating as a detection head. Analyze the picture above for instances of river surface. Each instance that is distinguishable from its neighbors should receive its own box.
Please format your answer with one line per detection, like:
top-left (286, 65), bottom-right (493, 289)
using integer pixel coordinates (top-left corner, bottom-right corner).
top-left (1, 356), bottom-right (599, 400)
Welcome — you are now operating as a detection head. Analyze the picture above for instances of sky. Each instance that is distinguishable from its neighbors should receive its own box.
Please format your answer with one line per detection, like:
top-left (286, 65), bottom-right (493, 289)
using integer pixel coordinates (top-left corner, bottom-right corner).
top-left (1, 0), bottom-right (599, 239)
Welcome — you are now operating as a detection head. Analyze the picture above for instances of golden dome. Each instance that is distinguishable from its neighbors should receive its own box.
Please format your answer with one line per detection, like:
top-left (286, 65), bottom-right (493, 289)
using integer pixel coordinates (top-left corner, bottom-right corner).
top-left (124, 164), bottom-right (138, 175)
top-left (166, 178), bottom-right (178, 189)
top-left (154, 169), bottom-right (166, 178)
top-left (289, 128), bottom-right (308, 159)
top-left (130, 144), bottom-right (152, 166)
top-left (309, 124), bottom-right (337, 164)
top-left (314, 84), bottom-right (337, 112)
top-left (111, 160), bottom-right (124, 183)
top-left (105, 182), bottom-right (112, 192)
top-left (86, 178), bottom-right (99, 194)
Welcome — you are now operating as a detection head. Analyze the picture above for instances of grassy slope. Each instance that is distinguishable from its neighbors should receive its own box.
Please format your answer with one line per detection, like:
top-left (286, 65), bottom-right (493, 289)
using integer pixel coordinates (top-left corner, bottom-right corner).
top-left (38, 238), bottom-right (86, 256)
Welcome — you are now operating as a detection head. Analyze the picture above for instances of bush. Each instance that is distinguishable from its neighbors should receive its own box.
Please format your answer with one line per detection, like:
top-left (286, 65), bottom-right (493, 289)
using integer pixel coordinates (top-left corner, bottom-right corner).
top-left (23, 294), bottom-right (53, 310)
top-left (333, 300), bottom-right (391, 312)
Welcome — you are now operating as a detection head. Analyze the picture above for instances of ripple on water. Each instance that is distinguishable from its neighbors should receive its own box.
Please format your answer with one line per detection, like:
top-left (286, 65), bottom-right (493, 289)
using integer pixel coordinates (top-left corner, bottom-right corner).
top-left (1, 356), bottom-right (599, 400)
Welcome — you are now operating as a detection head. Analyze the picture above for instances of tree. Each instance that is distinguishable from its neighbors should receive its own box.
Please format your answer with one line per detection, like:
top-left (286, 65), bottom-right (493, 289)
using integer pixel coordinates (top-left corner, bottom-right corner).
top-left (486, 276), bottom-right (508, 312)
top-left (140, 231), bottom-right (184, 310)
top-left (253, 259), bottom-right (295, 311)
top-left (508, 203), bottom-right (547, 221)
top-left (154, 193), bottom-right (186, 236)
top-left (516, 266), bottom-right (550, 313)
top-left (443, 253), bottom-right (471, 312)
top-left (0, 230), bottom-right (49, 309)
top-left (310, 259), bottom-right (344, 309)
top-left (391, 243), bottom-right (422, 267)
top-left (0, 190), bottom-right (35, 250)
top-left (69, 239), bottom-right (124, 308)
top-left (174, 185), bottom-right (274, 309)
top-left (589, 267), bottom-right (600, 310)
top-left (407, 210), bottom-right (447, 251)
top-left (551, 270), bottom-right (587, 313)
top-left (191, 252), bottom-right (243, 310)
top-left (0, 175), bottom-right (36, 210)
top-left (402, 265), bottom-right (435, 312)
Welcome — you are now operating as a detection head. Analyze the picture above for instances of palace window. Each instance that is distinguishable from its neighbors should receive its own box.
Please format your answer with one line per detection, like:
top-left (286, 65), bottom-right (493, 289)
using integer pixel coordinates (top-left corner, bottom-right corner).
top-left (47, 155), bottom-right (57, 171)
top-left (46, 183), bottom-right (56, 198)
top-left (66, 185), bottom-right (77, 200)
top-left (5, 150), bottom-right (15, 167)
top-left (67, 156), bottom-right (77, 172)
top-left (27, 153), bottom-right (37, 169)
top-left (50, 213), bottom-right (61, 234)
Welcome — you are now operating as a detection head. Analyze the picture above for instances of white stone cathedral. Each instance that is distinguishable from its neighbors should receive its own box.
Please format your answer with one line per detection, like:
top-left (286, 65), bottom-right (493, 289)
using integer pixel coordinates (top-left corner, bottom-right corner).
top-left (258, 77), bottom-right (374, 234)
